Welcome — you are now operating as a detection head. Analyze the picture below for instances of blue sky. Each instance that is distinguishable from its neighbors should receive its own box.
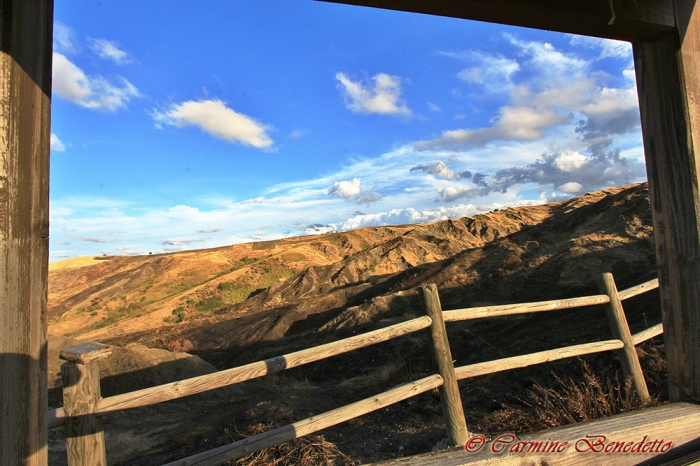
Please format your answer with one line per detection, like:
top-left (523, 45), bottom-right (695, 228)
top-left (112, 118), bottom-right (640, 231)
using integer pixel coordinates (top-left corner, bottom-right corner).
top-left (49, 0), bottom-right (647, 260)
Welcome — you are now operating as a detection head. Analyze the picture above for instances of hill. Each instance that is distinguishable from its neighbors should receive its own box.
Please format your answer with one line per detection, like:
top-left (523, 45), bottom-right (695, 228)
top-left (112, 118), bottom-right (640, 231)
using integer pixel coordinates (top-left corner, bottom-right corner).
top-left (47, 183), bottom-right (664, 465)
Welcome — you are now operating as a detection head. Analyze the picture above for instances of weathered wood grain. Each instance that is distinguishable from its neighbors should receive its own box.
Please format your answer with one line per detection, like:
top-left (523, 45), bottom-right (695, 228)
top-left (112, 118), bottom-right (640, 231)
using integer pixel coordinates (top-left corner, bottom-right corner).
top-left (59, 343), bottom-right (111, 364)
top-left (598, 273), bottom-right (650, 402)
top-left (369, 402), bottom-right (700, 465)
top-left (633, 3), bottom-right (700, 401)
top-left (454, 340), bottom-right (624, 380)
top-left (317, 0), bottom-right (674, 42)
top-left (618, 278), bottom-right (659, 300)
top-left (61, 362), bottom-right (107, 466)
top-left (443, 295), bottom-right (610, 322)
top-left (50, 316), bottom-right (431, 424)
top-left (162, 374), bottom-right (444, 466)
top-left (420, 284), bottom-right (468, 447)
top-left (0, 1), bottom-right (53, 464)
top-left (632, 323), bottom-right (664, 346)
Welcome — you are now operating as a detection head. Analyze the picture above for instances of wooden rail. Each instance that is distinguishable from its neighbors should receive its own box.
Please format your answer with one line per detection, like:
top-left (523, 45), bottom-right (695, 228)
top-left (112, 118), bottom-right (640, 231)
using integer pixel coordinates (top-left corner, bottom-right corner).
top-left (442, 294), bottom-right (610, 322)
top-left (49, 273), bottom-right (664, 465)
top-left (454, 339), bottom-right (625, 380)
top-left (48, 315), bottom-right (432, 428)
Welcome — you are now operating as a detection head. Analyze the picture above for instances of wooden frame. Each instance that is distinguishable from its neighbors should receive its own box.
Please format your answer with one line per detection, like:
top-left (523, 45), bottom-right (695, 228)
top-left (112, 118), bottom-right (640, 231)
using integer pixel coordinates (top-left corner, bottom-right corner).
top-left (3, 0), bottom-right (700, 464)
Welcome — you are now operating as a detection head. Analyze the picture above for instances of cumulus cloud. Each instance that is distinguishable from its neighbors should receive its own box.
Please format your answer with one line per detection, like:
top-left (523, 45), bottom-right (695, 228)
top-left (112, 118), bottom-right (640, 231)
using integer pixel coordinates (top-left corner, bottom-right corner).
top-left (336, 72), bottom-right (411, 116)
top-left (52, 53), bottom-right (140, 111)
top-left (328, 178), bottom-right (362, 201)
top-left (50, 134), bottom-right (66, 152)
top-left (152, 99), bottom-right (273, 148)
top-left (328, 178), bottom-right (384, 204)
top-left (89, 38), bottom-right (132, 64)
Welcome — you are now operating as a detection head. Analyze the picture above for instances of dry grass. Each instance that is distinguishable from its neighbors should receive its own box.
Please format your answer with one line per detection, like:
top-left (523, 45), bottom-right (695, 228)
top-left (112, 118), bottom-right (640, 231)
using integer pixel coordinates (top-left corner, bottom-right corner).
top-left (225, 422), bottom-right (357, 466)
top-left (478, 358), bottom-right (662, 435)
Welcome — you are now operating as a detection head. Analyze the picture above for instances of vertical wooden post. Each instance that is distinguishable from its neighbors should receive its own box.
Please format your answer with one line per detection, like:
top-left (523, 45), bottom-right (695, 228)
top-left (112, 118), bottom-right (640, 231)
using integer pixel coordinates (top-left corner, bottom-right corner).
top-left (60, 343), bottom-right (112, 466)
top-left (0, 1), bottom-right (53, 465)
top-left (419, 284), bottom-right (468, 447)
top-left (633, 0), bottom-right (700, 402)
top-left (598, 273), bottom-right (650, 402)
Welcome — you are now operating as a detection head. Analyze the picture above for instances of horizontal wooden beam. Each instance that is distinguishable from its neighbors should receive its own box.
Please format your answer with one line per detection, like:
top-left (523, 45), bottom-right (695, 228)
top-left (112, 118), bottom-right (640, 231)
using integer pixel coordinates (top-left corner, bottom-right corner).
top-left (618, 277), bottom-right (659, 300)
top-left (48, 316), bottom-right (431, 428)
top-left (317, 0), bottom-right (675, 42)
top-left (443, 294), bottom-right (610, 322)
top-left (454, 339), bottom-right (624, 380)
top-left (632, 323), bottom-right (664, 345)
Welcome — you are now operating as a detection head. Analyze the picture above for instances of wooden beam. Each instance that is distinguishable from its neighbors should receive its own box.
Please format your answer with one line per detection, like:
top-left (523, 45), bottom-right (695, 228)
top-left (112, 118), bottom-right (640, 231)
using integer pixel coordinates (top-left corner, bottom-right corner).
top-left (632, 0), bottom-right (700, 403)
top-left (0, 1), bottom-right (53, 465)
top-left (317, 0), bottom-right (675, 42)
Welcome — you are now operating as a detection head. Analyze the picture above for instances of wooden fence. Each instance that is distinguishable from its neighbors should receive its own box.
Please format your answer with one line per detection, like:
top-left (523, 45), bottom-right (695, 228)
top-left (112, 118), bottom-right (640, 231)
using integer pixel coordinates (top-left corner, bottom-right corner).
top-left (48, 272), bottom-right (663, 465)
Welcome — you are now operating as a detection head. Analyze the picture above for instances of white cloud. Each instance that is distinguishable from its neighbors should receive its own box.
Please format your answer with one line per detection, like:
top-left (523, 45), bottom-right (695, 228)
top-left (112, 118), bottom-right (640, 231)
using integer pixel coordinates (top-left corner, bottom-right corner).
top-left (89, 38), bottom-right (132, 64)
top-left (336, 72), bottom-right (411, 116)
top-left (152, 99), bottom-right (273, 148)
top-left (454, 52), bottom-right (519, 93)
top-left (558, 182), bottom-right (583, 193)
top-left (54, 23), bottom-right (77, 54)
top-left (290, 129), bottom-right (310, 139)
top-left (553, 151), bottom-right (587, 172)
top-left (328, 178), bottom-right (362, 201)
top-left (158, 238), bottom-right (206, 246)
top-left (428, 102), bottom-right (441, 112)
top-left (52, 53), bottom-right (140, 111)
top-left (50, 134), bottom-right (65, 152)
top-left (569, 35), bottom-right (632, 61)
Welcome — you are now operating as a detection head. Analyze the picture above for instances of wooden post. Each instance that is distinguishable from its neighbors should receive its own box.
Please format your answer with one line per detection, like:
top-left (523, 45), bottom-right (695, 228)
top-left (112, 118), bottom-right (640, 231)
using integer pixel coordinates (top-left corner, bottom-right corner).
top-left (0, 1), bottom-right (53, 465)
top-left (419, 284), bottom-right (468, 447)
top-left (633, 0), bottom-right (700, 402)
top-left (598, 273), bottom-right (650, 402)
top-left (60, 343), bottom-right (112, 466)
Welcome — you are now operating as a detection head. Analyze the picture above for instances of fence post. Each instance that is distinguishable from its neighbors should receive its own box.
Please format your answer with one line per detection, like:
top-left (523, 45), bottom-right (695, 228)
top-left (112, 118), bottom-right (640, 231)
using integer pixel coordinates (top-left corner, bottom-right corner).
top-left (60, 343), bottom-right (112, 466)
top-left (419, 284), bottom-right (469, 447)
top-left (597, 273), bottom-right (650, 402)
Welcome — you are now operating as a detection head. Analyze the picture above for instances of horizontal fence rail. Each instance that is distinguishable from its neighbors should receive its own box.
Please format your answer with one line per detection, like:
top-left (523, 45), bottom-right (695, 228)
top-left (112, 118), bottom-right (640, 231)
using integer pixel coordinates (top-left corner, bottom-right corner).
top-left (632, 322), bottom-right (664, 345)
top-left (48, 315), bottom-right (432, 428)
top-left (162, 374), bottom-right (444, 466)
top-left (618, 278), bottom-right (659, 300)
top-left (454, 339), bottom-right (625, 380)
top-left (442, 294), bottom-right (611, 322)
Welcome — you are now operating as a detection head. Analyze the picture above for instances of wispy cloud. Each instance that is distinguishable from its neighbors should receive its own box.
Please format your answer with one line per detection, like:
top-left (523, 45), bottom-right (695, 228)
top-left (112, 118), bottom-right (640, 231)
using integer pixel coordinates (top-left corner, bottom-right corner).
top-left (54, 23), bottom-right (78, 54)
top-left (81, 237), bottom-right (116, 243)
top-left (197, 227), bottom-right (222, 233)
top-left (89, 38), bottom-right (132, 64)
top-left (152, 99), bottom-right (273, 148)
top-left (336, 72), bottom-right (411, 116)
top-left (52, 53), bottom-right (140, 111)
top-left (158, 238), bottom-right (206, 246)
top-left (50, 134), bottom-right (66, 152)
